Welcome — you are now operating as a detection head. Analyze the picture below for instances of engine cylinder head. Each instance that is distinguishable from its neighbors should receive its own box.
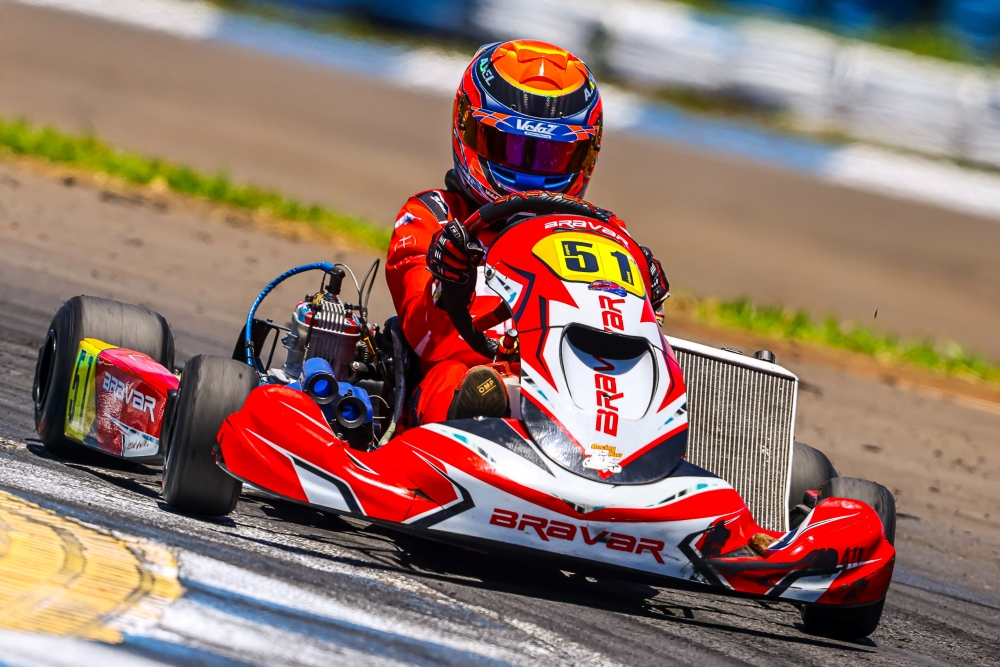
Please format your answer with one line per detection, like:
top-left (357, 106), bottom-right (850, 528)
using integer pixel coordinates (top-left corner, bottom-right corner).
top-left (282, 296), bottom-right (361, 380)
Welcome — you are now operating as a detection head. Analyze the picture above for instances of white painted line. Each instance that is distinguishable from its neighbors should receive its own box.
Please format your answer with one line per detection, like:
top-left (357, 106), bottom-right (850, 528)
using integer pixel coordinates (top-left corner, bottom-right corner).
top-left (0, 630), bottom-right (168, 666)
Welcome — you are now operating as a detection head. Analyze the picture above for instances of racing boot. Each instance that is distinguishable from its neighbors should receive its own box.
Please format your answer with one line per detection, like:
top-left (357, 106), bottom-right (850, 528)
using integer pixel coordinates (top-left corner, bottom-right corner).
top-left (447, 365), bottom-right (509, 420)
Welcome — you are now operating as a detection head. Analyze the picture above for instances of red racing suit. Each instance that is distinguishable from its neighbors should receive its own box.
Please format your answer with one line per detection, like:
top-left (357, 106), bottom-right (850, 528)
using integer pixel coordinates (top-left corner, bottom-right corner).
top-left (386, 185), bottom-right (639, 426)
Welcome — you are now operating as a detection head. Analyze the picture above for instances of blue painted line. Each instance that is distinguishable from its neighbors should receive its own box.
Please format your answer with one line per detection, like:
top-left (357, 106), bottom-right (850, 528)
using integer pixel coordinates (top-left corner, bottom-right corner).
top-left (204, 14), bottom-right (843, 177)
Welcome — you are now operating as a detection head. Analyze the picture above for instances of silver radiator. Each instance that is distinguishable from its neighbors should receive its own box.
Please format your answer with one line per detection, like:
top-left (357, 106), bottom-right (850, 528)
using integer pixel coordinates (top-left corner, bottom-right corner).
top-left (667, 337), bottom-right (797, 532)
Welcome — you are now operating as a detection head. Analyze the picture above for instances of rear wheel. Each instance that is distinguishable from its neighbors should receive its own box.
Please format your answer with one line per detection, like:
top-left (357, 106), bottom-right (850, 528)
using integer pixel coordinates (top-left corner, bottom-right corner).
top-left (800, 477), bottom-right (897, 639)
top-left (161, 355), bottom-right (257, 516)
top-left (802, 598), bottom-right (887, 640)
top-left (818, 477), bottom-right (896, 546)
top-left (33, 296), bottom-right (174, 458)
top-left (788, 442), bottom-right (839, 529)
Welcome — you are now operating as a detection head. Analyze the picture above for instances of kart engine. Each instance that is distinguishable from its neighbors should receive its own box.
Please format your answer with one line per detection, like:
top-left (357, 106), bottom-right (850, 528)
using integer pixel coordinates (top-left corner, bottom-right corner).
top-left (281, 274), bottom-right (361, 383)
top-left (277, 268), bottom-right (378, 449)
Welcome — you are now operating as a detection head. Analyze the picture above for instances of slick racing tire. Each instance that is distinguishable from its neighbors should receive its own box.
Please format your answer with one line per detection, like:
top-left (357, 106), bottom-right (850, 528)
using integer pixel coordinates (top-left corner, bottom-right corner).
top-left (788, 442), bottom-right (839, 529)
top-left (33, 296), bottom-right (174, 458)
top-left (802, 597), bottom-right (887, 641)
top-left (161, 355), bottom-right (257, 517)
top-left (800, 477), bottom-right (897, 639)
top-left (820, 476), bottom-right (896, 546)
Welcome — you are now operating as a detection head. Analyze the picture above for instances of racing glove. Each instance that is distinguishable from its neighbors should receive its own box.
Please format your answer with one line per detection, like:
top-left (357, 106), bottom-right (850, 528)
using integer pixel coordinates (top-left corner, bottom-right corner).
top-left (428, 219), bottom-right (484, 305)
top-left (640, 246), bottom-right (670, 309)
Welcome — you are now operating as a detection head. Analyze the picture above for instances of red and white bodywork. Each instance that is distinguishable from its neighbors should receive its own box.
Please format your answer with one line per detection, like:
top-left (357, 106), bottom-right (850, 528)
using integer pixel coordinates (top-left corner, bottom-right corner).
top-left (215, 216), bottom-right (895, 607)
top-left (64, 339), bottom-right (177, 461)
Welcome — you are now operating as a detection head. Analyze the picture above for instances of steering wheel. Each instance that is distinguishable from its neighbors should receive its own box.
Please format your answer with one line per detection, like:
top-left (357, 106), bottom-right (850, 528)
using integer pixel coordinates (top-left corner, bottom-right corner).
top-left (443, 192), bottom-right (614, 362)
top-left (464, 191), bottom-right (612, 236)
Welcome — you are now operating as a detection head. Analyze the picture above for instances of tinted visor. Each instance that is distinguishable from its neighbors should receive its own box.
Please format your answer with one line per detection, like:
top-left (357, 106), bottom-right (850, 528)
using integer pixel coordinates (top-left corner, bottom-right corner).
top-left (458, 98), bottom-right (600, 176)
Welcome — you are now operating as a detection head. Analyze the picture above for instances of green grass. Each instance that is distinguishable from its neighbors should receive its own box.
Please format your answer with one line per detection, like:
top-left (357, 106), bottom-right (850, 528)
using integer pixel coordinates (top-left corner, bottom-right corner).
top-left (0, 117), bottom-right (391, 249)
top-left (684, 296), bottom-right (1000, 384)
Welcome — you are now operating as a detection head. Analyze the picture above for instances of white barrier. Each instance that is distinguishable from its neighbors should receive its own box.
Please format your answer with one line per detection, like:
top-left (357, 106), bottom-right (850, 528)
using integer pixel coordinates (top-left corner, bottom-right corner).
top-left (474, 0), bottom-right (1000, 168)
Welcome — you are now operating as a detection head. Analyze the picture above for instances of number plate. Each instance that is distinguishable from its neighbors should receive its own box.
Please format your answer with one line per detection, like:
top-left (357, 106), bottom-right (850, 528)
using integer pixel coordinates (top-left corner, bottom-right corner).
top-left (532, 233), bottom-right (645, 298)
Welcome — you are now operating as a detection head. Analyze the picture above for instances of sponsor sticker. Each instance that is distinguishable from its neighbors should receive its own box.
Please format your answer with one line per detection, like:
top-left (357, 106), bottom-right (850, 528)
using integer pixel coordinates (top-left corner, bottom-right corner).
top-left (588, 280), bottom-right (627, 298)
top-left (584, 443), bottom-right (623, 474)
top-left (394, 212), bottom-right (417, 229)
top-left (514, 119), bottom-right (560, 138)
top-left (102, 372), bottom-right (157, 421)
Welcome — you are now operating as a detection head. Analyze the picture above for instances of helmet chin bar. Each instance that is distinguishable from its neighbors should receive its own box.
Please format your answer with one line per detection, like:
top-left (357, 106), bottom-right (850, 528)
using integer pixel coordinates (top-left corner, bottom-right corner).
top-left (486, 161), bottom-right (576, 195)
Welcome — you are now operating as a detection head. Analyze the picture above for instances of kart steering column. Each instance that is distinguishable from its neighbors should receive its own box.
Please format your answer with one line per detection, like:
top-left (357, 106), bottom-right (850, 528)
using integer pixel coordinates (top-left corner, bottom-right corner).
top-left (439, 281), bottom-right (499, 361)
top-left (444, 192), bottom-right (614, 362)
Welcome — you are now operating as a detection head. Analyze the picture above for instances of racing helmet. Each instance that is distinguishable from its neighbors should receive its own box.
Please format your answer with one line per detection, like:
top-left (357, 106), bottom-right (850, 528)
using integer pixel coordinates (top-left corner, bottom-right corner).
top-left (452, 40), bottom-right (603, 204)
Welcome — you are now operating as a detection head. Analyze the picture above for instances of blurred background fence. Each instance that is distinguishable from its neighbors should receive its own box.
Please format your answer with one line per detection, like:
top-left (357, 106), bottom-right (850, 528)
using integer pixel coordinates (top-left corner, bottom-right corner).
top-left (263, 0), bottom-right (1000, 168)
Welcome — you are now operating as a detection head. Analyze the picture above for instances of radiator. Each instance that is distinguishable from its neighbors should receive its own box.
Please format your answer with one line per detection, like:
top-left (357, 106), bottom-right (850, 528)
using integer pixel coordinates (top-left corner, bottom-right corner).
top-left (667, 337), bottom-right (797, 532)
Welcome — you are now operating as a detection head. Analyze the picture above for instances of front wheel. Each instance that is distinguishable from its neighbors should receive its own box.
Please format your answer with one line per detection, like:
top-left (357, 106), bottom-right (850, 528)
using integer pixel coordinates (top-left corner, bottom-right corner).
top-left (33, 296), bottom-right (174, 458)
top-left (161, 355), bottom-right (257, 516)
top-left (800, 476), bottom-right (896, 639)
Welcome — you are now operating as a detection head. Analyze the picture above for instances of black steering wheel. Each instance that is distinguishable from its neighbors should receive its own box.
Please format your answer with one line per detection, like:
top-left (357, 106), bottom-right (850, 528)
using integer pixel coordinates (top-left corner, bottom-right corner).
top-left (443, 192), bottom-right (614, 361)
top-left (464, 191), bottom-right (612, 236)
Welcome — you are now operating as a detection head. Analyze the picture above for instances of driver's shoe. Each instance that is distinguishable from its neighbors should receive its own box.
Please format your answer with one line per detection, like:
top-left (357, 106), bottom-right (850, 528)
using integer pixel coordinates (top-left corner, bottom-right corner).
top-left (447, 365), bottom-right (509, 420)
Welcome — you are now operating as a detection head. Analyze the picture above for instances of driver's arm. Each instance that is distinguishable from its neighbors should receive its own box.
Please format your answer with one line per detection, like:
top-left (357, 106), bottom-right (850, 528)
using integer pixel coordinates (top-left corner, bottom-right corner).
top-left (385, 195), bottom-right (446, 359)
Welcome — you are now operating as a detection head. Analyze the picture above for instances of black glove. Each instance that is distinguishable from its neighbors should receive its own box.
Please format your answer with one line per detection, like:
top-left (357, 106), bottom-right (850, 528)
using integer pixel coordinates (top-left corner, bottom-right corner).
top-left (428, 220), bottom-right (497, 358)
top-left (640, 246), bottom-right (670, 309)
top-left (428, 219), bottom-right (484, 307)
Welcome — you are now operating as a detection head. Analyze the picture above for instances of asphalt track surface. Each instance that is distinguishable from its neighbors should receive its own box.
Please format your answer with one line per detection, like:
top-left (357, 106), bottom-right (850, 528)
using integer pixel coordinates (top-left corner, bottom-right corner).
top-left (0, 4), bottom-right (998, 665)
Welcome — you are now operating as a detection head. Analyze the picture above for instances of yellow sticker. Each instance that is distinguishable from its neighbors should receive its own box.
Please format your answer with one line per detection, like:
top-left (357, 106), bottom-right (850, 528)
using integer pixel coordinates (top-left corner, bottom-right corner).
top-left (64, 338), bottom-right (117, 442)
top-left (591, 443), bottom-right (622, 459)
top-left (532, 232), bottom-right (645, 298)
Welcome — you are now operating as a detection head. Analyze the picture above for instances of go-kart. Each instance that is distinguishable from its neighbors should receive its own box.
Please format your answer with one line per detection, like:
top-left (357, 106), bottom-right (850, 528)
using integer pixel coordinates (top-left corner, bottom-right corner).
top-left (32, 192), bottom-right (895, 639)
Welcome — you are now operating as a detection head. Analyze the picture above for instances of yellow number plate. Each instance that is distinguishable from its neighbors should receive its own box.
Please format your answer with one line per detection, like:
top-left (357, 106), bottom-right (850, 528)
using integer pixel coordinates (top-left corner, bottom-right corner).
top-left (532, 233), bottom-right (645, 298)
top-left (65, 338), bottom-right (117, 442)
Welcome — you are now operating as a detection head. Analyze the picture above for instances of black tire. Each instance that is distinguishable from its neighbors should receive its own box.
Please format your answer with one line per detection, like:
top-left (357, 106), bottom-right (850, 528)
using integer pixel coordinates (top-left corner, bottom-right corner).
top-left (818, 477), bottom-right (896, 546)
top-left (161, 355), bottom-right (257, 516)
top-left (788, 442), bottom-right (839, 528)
top-left (802, 597), bottom-right (886, 640)
top-left (33, 296), bottom-right (174, 458)
top-left (800, 476), bottom-right (897, 639)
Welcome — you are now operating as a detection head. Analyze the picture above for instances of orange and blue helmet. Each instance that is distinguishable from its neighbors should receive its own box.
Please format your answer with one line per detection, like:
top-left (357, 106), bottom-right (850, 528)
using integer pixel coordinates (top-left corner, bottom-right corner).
top-left (452, 40), bottom-right (603, 204)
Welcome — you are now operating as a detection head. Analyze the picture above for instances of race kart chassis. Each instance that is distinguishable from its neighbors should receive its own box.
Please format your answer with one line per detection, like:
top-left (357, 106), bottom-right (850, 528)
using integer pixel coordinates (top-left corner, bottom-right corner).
top-left (217, 384), bottom-right (894, 608)
top-left (35, 192), bottom-right (895, 635)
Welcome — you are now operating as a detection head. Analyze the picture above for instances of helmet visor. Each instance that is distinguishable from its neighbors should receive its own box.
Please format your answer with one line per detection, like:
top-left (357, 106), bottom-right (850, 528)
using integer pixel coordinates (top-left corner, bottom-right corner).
top-left (459, 100), bottom-right (600, 176)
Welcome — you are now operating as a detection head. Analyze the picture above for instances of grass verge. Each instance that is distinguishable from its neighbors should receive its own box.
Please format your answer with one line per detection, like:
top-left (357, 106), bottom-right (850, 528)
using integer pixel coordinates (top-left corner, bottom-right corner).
top-left (1, 115), bottom-right (997, 386)
top-left (670, 295), bottom-right (1000, 385)
top-left (0, 117), bottom-right (391, 249)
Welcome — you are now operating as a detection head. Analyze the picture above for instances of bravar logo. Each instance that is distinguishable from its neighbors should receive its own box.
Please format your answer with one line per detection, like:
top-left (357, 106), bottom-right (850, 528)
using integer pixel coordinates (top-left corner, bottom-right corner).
top-left (515, 119), bottom-right (558, 136)
top-left (543, 219), bottom-right (631, 247)
top-left (489, 508), bottom-right (666, 564)
top-left (102, 372), bottom-right (157, 421)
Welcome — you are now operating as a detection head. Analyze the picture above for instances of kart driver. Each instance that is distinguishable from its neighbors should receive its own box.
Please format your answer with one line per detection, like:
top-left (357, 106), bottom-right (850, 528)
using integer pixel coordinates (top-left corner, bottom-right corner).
top-left (386, 39), bottom-right (669, 427)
